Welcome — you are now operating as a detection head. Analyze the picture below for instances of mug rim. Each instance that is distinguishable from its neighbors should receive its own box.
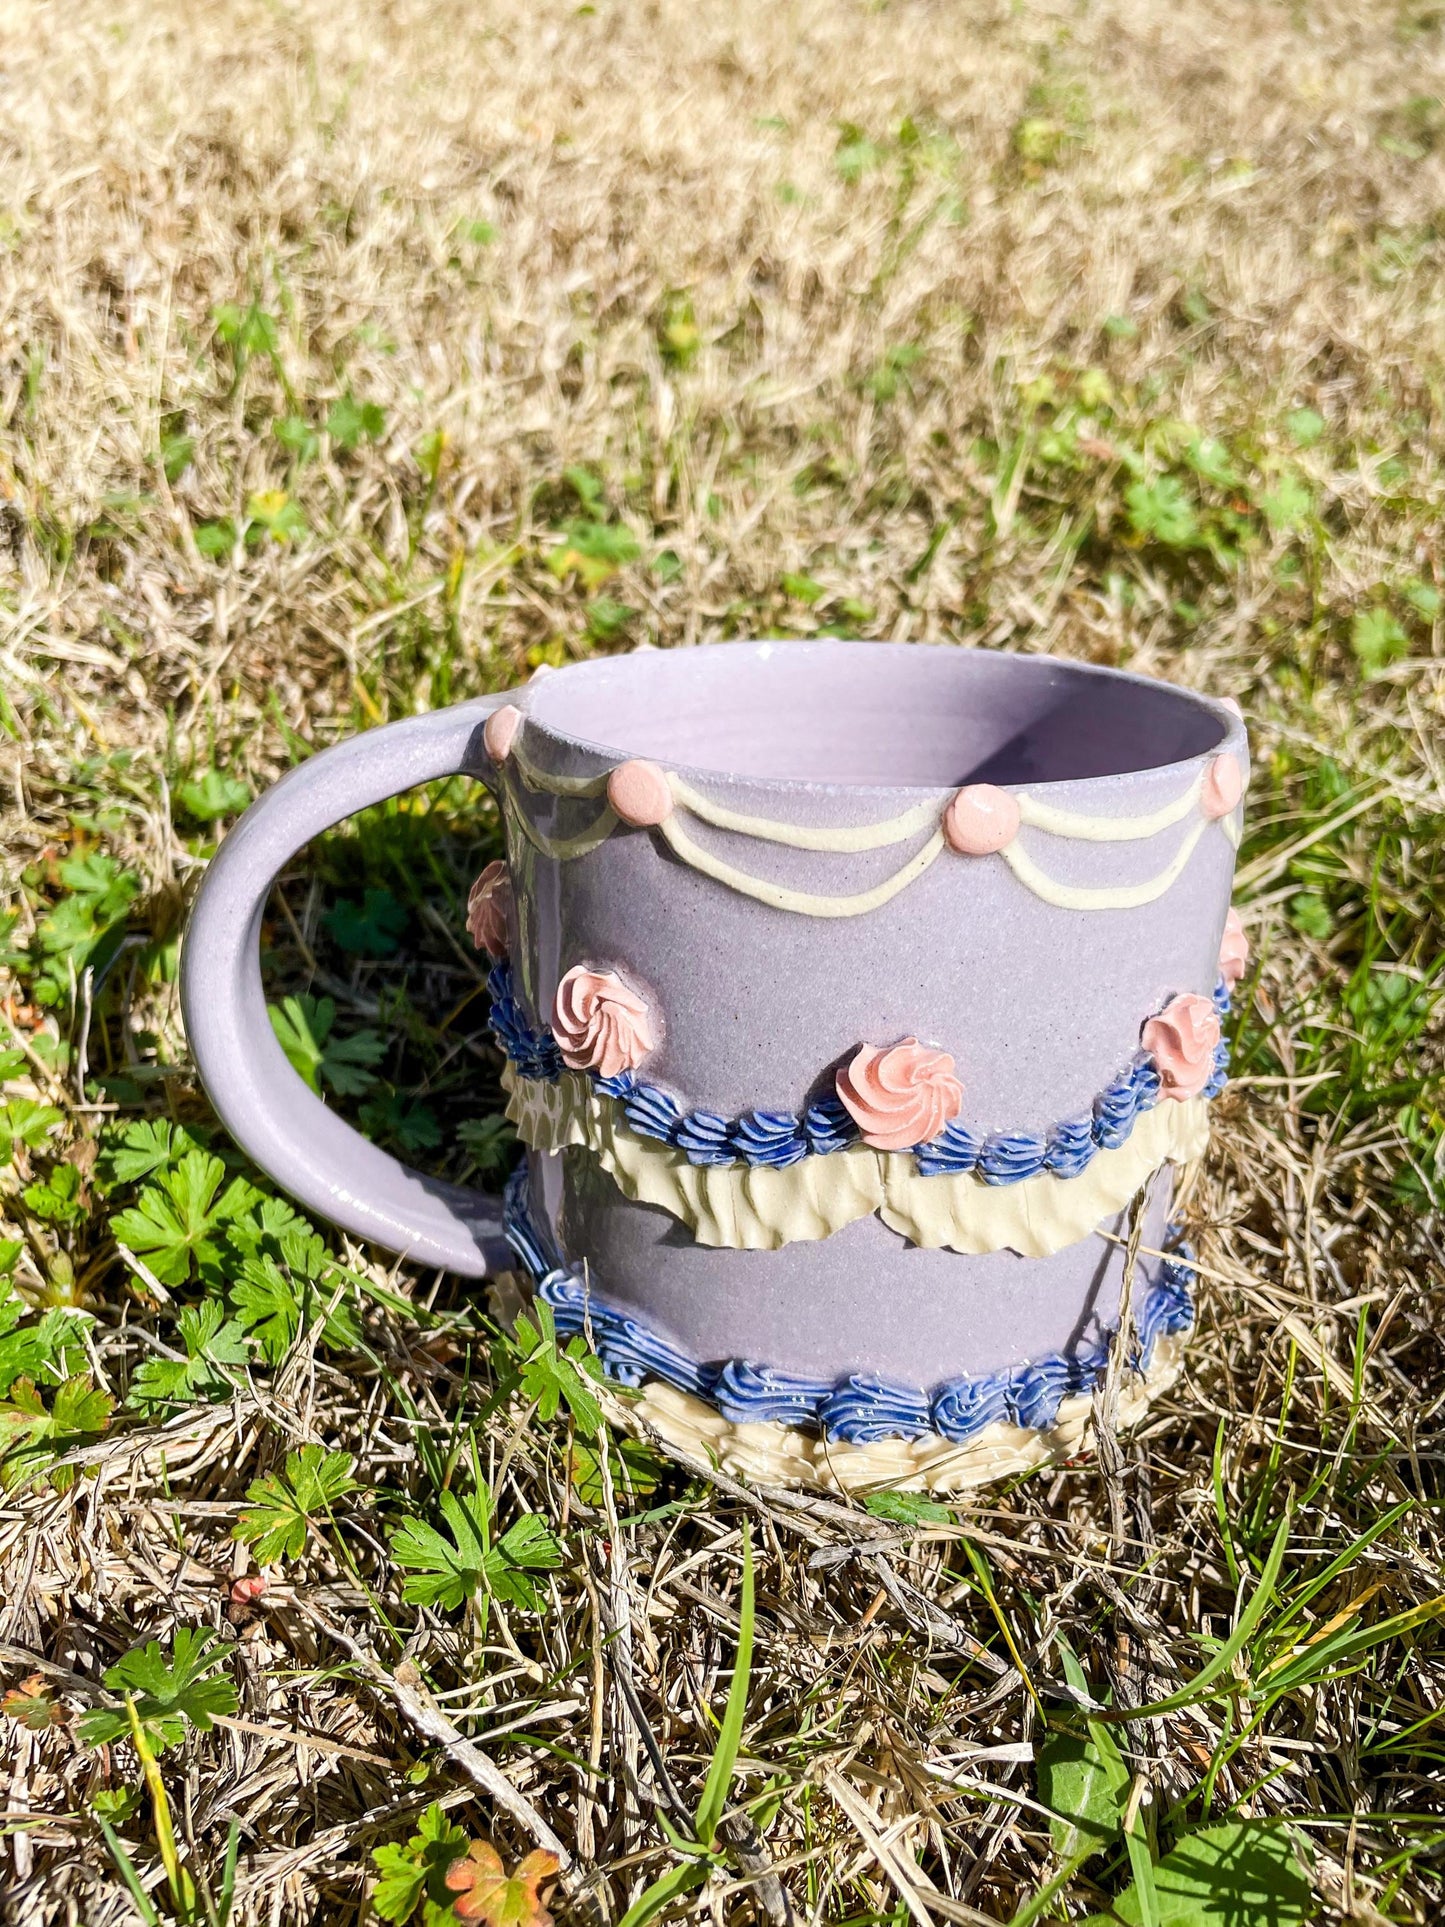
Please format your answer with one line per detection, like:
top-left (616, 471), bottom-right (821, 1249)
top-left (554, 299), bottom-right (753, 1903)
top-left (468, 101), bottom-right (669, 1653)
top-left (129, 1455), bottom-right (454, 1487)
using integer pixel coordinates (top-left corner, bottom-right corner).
top-left (518, 638), bottom-right (1244, 799)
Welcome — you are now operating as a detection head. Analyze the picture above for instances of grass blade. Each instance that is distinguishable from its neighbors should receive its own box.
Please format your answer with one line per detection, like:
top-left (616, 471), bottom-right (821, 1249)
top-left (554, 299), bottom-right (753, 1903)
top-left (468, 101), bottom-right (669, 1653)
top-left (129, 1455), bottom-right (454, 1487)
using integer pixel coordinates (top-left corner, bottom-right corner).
top-left (216, 1817), bottom-right (241, 1927)
top-left (95, 1815), bottom-right (164, 1927)
top-left (617, 1857), bottom-right (711, 1927)
top-left (1098, 1510), bottom-right (1291, 1722)
top-left (1123, 1802), bottom-right (1161, 1927)
top-left (694, 1525), bottom-right (755, 1850)
top-left (125, 1689), bottom-right (195, 1919)
top-left (1266, 1499), bottom-right (1414, 1645)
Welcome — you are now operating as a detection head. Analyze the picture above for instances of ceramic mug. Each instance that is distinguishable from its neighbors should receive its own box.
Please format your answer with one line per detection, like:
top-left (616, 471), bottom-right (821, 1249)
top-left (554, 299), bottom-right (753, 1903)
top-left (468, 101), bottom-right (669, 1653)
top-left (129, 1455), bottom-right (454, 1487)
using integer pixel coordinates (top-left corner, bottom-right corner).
top-left (182, 641), bottom-right (1248, 1488)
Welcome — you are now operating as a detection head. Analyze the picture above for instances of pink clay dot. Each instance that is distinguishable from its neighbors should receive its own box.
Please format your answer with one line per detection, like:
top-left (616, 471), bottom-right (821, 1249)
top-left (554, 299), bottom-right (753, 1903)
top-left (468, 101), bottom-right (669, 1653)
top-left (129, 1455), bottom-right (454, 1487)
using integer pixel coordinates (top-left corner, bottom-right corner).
top-left (483, 703), bottom-right (522, 765)
top-left (1220, 695), bottom-right (1243, 718)
top-left (1201, 752), bottom-right (1243, 819)
top-left (943, 784), bottom-right (1021, 855)
top-left (608, 759), bottom-right (673, 828)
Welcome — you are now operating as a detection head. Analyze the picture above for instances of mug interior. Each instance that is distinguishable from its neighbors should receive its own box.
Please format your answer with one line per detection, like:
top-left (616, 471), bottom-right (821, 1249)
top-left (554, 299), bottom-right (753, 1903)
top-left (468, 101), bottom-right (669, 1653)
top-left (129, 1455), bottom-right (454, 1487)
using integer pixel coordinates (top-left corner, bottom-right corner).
top-left (527, 640), bottom-right (1228, 789)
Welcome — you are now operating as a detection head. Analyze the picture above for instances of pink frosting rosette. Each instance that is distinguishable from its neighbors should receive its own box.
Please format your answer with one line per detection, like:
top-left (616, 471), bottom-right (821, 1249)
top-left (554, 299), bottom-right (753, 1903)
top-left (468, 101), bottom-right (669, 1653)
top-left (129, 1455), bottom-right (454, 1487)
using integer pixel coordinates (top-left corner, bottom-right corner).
top-left (1141, 993), bottom-right (1220, 1102)
top-left (836, 1039), bottom-right (965, 1152)
top-left (552, 965), bottom-right (656, 1079)
top-left (466, 861), bottom-right (512, 959)
top-left (1218, 906), bottom-right (1249, 988)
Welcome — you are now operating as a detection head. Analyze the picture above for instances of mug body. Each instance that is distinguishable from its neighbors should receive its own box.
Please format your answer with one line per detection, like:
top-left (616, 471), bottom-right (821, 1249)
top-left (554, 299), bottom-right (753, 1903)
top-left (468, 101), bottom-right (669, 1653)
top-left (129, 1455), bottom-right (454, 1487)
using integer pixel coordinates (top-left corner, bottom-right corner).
top-left (481, 641), bottom-right (1244, 1482)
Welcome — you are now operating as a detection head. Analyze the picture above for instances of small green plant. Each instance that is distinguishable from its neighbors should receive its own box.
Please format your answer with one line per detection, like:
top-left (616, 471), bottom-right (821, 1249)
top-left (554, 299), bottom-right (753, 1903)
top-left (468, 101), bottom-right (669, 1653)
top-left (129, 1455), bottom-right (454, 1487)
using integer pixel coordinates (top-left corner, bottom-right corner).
top-left (1257, 467), bottom-right (1313, 532)
top-left (234, 1444), bottom-right (358, 1563)
top-left (213, 299), bottom-right (281, 372)
top-left (229, 1246), bottom-right (362, 1363)
top-left (26, 851), bottom-right (141, 1010)
top-left (159, 420), bottom-right (195, 481)
top-left (1013, 115), bottom-right (1066, 169)
top-left (503, 1299), bottom-right (606, 1434)
top-left (1125, 475), bottom-right (1198, 549)
top-left (85, 1647), bottom-right (242, 1926)
top-left (0, 1373), bottom-right (114, 1490)
top-left (78, 1629), bottom-right (238, 1755)
top-left (274, 413), bottom-right (320, 463)
top-left (447, 1842), bottom-right (559, 1925)
top-left (110, 1150), bottom-right (257, 1286)
top-left (95, 1119), bottom-right (208, 1190)
top-left (0, 1288), bottom-right (92, 1395)
top-left (863, 1489), bottom-right (954, 1526)
top-left (2, 1673), bottom-right (67, 1730)
top-left (127, 1301), bottom-right (252, 1409)
top-left (1184, 434), bottom-right (1239, 490)
top-left (322, 888), bottom-right (408, 956)
top-left (657, 294), bottom-right (700, 369)
top-left (1351, 605), bottom-right (1410, 677)
top-left (21, 1159), bottom-right (85, 1224)
top-left (1288, 891), bottom-right (1332, 940)
top-left (359, 1089), bottom-right (442, 1153)
top-left (1084, 1820), bottom-right (1314, 1925)
top-left (833, 122), bottom-right (883, 183)
top-left (268, 994), bottom-right (387, 1096)
top-left (327, 392), bottom-right (387, 449)
top-left (457, 1114), bottom-right (518, 1185)
top-left (389, 1478), bottom-right (562, 1617)
top-left (371, 1803), bottom-right (472, 1924)
top-left (0, 1097), bottom-right (65, 1164)
top-left (1285, 406), bottom-right (1325, 447)
top-left (176, 769), bottom-right (250, 824)
top-left (585, 595), bottom-right (636, 641)
top-left (229, 1187), bottom-right (367, 1356)
top-left (245, 489), bottom-right (308, 545)
top-left (864, 341), bottom-right (922, 403)
top-left (548, 519), bottom-right (641, 591)
top-left (1036, 1719), bottom-right (1131, 1867)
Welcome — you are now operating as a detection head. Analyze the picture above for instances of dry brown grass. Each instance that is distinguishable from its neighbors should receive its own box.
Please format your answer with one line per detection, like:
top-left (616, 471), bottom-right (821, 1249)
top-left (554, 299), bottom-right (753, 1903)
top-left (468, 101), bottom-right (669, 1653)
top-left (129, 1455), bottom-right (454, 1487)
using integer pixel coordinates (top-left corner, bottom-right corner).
top-left (2, 0), bottom-right (1445, 1921)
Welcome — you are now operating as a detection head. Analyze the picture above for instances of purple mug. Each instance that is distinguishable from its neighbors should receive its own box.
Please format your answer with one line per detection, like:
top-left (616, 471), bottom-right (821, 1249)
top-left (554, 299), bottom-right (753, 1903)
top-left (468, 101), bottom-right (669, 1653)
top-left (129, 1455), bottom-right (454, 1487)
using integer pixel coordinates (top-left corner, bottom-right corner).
top-left (182, 641), bottom-right (1247, 1491)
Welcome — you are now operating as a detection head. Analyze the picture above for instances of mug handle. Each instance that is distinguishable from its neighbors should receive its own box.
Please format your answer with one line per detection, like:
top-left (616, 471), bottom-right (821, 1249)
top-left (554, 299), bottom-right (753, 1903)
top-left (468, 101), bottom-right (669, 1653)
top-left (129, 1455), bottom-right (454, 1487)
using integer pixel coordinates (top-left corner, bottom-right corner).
top-left (180, 696), bottom-right (514, 1277)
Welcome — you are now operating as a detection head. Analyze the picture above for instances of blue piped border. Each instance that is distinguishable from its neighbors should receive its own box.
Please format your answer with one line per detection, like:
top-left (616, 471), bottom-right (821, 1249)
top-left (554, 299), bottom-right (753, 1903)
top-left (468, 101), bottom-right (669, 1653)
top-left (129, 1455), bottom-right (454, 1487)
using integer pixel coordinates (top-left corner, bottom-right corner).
top-left (488, 961), bottom-right (1231, 1184)
top-left (501, 1164), bottom-right (1196, 1447)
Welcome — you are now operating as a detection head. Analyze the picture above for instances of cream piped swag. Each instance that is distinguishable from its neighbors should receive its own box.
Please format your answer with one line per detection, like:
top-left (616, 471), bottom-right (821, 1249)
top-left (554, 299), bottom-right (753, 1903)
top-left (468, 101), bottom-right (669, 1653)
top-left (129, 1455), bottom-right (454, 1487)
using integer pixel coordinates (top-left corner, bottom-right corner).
top-left (484, 704), bottom-right (1245, 918)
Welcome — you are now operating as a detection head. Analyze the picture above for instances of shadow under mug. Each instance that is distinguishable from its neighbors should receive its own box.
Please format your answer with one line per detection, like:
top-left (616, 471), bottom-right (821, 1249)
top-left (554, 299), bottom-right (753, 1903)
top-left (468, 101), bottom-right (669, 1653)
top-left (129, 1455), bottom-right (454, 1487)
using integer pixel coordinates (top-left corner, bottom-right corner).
top-left (182, 641), bottom-right (1246, 1467)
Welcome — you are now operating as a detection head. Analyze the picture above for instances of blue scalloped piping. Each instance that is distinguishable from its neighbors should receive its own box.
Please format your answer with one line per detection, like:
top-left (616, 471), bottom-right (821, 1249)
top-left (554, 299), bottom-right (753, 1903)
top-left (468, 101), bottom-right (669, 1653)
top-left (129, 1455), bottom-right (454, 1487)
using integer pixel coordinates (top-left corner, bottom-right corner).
top-left (501, 1164), bottom-right (1197, 1446)
top-left (488, 960), bottom-right (1232, 1185)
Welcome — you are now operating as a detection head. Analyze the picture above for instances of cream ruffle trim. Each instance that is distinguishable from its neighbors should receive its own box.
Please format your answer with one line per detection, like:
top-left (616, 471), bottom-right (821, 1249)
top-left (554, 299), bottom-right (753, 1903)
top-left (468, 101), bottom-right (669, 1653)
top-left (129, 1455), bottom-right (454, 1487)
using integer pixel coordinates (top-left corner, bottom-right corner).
top-left (504, 1066), bottom-right (1208, 1256)
top-left (626, 1336), bottom-right (1186, 1495)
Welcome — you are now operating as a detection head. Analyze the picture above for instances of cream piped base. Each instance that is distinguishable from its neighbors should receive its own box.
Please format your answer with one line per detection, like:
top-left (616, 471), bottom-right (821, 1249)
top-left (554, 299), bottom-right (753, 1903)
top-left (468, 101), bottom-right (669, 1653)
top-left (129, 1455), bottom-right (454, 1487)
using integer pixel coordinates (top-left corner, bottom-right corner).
top-left (622, 1336), bottom-right (1187, 1495)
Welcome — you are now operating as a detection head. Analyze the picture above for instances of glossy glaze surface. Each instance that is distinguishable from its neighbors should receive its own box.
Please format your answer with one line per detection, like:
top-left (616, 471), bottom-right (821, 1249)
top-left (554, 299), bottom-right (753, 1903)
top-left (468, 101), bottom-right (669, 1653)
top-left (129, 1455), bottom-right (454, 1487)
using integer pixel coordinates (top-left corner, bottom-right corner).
top-left (182, 642), bottom-right (1242, 1412)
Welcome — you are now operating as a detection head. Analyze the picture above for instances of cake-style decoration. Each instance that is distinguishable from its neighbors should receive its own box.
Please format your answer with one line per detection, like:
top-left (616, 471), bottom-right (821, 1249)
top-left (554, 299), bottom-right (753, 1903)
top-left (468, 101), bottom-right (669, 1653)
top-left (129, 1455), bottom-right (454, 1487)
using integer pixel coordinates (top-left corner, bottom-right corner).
top-left (552, 966), bottom-right (656, 1079)
top-left (835, 1039), bottom-right (965, 1152)
top-left (487, 956), bottom-right (1231, 1187)
top-left (1218, 906), bottom-right (1249, 986)
top-left (1201, 752), bottom-right (1243, 819)
top-left (505, 1062), bottom-right (1208, 1256)
top-left (482, 703), bottom-right (523, 765)
top-left (502, 1164), bottom-right (1197, 1490)
top-left (466, 861), bottom-right (512, 958)
top-left (607, 758), bottom-right (674, 828)
top-left (499, 739), bottom-right (1245, 917)
top-left (1141, 993), bottom-right (1221, 1101)
top-left (943, 784), bottom-right (1021, 856)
